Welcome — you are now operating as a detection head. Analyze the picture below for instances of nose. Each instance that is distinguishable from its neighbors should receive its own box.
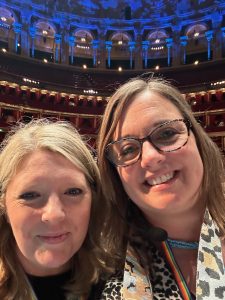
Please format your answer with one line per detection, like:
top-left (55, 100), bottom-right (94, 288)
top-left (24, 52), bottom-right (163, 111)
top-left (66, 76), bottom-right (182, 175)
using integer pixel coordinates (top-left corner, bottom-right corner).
top-left (42, 194), bottom-right (65, 223)
top-left (140, 140), bottom-right (165, 169)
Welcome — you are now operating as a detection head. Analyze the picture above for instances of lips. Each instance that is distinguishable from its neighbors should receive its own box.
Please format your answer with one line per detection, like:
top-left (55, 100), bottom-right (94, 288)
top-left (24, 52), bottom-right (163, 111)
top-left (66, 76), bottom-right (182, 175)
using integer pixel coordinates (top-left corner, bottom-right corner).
top-left (145, 172), bottom-right (175, 186)
top-left (37, 232), bottom-right (70, 244)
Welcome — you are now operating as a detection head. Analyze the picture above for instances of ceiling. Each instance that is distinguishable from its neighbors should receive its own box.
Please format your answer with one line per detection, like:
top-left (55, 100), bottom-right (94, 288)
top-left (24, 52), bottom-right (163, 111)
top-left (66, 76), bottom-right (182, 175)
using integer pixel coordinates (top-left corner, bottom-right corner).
top-left (5, 0), bottom-right (221, 20)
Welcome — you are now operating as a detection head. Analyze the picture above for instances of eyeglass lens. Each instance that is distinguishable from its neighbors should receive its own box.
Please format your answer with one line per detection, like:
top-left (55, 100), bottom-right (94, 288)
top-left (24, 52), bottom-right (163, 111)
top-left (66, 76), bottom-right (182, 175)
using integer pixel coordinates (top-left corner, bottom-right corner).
top-left (107, 119), bottom-right (189, 166)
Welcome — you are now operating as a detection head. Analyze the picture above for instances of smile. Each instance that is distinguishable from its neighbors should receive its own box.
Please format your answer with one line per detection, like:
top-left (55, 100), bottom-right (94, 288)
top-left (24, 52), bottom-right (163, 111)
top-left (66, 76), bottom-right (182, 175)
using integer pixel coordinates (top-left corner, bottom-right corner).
top-left (146, 172), bottom-right (175, 186)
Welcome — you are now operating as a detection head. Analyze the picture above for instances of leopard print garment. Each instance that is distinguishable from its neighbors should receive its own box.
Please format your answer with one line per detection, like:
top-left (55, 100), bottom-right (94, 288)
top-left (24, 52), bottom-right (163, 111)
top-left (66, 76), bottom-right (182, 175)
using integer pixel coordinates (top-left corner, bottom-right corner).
top-left (196, 210), bottom-right (225, 299)
top-left (100, 210), bottom-right (225, 300)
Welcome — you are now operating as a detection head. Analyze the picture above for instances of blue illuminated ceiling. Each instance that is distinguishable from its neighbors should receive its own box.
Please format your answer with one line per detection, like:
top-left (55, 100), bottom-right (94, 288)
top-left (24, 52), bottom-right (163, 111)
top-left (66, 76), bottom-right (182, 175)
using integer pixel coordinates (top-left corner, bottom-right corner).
top-left (3, 0), bottom-right (224, 19)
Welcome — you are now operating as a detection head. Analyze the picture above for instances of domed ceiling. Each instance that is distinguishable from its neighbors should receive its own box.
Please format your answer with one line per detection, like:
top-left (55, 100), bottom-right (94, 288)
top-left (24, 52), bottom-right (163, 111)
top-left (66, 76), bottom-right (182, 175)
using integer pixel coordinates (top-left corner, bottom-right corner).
top-left (5, 0), bottom-right (221, 19)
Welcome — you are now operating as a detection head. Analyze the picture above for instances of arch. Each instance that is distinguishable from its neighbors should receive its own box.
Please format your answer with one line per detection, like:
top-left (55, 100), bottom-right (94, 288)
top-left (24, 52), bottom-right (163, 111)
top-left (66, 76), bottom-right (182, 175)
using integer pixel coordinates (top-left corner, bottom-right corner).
top-left (73, 29), bottom-right (94, 58)
top-left (0, 7), bottom-right (16, 26)
top-left (0, 7), bottom-right (17, 44)
top-left (33, 20), bottom-right (56, 56)
top-left (185, 23), bottom-right (208, 38)
top-left (74, 29), bottom-right (94, 42)
top-left (35, 20), bottom-right (56, 37)
top-left (110, 32), bottom-right (131, 44)
top-left (147, 30), bottom-right (168, 44)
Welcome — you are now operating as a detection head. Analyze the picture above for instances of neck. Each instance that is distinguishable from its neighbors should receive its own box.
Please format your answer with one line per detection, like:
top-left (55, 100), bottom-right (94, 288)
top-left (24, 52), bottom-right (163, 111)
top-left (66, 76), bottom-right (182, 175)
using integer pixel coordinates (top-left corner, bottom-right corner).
top-left (145, 205), bottom-right (205, 242)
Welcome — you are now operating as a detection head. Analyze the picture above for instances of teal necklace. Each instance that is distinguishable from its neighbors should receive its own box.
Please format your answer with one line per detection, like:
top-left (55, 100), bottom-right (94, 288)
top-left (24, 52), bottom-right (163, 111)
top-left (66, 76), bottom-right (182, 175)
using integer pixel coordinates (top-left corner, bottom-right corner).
top-left (167, 238), bottom-right (199, 249)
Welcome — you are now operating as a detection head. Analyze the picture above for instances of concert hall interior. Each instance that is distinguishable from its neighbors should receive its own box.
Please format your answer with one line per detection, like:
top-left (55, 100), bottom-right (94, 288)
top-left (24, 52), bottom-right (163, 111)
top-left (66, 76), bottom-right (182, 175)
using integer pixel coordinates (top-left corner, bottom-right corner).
top-left (0, 0), bottom-right (225, 152)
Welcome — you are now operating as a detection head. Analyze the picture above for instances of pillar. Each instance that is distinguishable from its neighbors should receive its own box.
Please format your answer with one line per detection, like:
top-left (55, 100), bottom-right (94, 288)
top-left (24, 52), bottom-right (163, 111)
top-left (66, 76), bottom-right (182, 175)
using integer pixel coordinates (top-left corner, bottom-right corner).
top-left (105, 41), bottom-right (112, 68)
top-left (128, 41), bottom-right (135, 69)
top-left (69, 36), bottom-right (75, 65)
top-left (205, 30), bottom-right (213, 60)
top-left (180, 36), bottom-right (188, 64)
top-left (54, 33), bottom-right (61, 63)
top-left (29, 26), bottom-right (36, 58)
top-left (142, 40), bottom-right (150, 69)
top-left (92, 40), bottom-right (99, 67)
top-left (12, 22), bottom-right (22, 54)
top-left (166, 38), bottom-right (173, 66)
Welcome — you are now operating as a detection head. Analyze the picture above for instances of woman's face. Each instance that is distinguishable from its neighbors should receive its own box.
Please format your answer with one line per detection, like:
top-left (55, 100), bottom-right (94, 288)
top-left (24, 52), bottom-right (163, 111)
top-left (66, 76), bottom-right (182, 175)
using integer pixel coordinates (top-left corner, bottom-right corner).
top-left (114, 90), bottom-right (204, 222)
top-left (5, 150), bottom-right (92, 276)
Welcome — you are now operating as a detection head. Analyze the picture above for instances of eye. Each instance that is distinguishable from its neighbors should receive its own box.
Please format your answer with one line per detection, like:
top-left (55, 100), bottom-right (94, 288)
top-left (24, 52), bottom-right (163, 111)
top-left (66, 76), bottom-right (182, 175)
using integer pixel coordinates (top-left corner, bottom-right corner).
top-left (151, 122), bottom-right (187, 146)
top-left (19, 191), bottom-right (40, 201)
top-left (64, 188), bottom-right (83, 196)
top-left (158, 128), bottom-right (178, 139)
top-left (118, 140), bottom-right (140, 158)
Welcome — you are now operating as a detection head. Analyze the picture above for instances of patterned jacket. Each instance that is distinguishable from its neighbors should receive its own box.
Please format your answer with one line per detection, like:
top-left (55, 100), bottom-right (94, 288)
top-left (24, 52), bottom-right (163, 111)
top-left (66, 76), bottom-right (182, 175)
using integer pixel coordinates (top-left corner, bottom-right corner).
top-left (100, 210), bottom-right (225, 300)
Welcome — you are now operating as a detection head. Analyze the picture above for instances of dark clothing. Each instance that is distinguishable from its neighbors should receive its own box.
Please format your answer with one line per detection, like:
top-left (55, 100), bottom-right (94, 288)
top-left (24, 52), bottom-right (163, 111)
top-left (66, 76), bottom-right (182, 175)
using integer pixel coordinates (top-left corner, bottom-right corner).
top-left (27, 271), bottom-right (104, 300)
top-left (27, 271), bottom-right (72, 300)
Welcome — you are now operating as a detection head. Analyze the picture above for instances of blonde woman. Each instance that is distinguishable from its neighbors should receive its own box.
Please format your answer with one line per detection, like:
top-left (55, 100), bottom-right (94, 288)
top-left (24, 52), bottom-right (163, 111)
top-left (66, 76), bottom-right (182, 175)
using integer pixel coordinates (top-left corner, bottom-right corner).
top-left (0, 119), bottom-right (110, 300)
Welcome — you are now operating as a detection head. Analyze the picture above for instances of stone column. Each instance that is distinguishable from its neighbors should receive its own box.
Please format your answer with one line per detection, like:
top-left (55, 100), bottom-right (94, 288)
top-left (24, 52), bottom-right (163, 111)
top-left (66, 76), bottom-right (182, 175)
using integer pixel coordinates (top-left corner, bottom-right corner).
top-left (69, 36), bottom-right (75, 65)
top-left (54, 33), bottom-right (61, 63)
top-left (92, 40), bottom-right (99, 67)
top-left (211, 13), bottom-right (222, 60)
top-left (134, 28), bottom-right (142, 70)
top-left (166, 38), bottom-right (173, 66)
top-left (20, 12), bottom-right (31, 56)
top-left (128, 41), bottom-right (135, 69)
top-left (205, 30), bottom-right (213, 60)
top-left (97, 28), bottom-right (107, 69)
top-left (12, 22), bottom-right (22, 53)
top-left (170, 26), bottom-right (181, 66)
top-left (60, 25), bottom-right (70, 64)
top-left (29, 26), bottom-right (36, 58)
top-left (105, 41), bottom-right (112, 68)
top-left (180, 36), bottom-right (188, 64)
top-left (142, 40), bottom-right (150, 69)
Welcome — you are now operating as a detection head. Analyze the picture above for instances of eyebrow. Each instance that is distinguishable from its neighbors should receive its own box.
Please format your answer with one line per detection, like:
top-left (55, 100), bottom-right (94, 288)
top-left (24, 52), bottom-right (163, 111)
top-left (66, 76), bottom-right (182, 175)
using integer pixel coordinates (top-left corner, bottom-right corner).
top-left (115, 118), bottom-right (175, 141)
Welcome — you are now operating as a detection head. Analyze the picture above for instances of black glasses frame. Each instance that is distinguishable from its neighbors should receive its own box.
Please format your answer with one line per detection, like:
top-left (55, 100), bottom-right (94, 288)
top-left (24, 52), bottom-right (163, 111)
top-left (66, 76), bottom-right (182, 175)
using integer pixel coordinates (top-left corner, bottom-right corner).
top-left (105, 118), bottom-right (192, 167)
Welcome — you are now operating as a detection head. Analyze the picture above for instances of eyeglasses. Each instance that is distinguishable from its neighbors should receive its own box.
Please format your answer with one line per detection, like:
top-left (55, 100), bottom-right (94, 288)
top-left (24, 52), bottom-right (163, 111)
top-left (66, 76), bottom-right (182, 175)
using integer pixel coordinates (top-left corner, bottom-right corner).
top-left (105, 119), bottom-right (191, 167)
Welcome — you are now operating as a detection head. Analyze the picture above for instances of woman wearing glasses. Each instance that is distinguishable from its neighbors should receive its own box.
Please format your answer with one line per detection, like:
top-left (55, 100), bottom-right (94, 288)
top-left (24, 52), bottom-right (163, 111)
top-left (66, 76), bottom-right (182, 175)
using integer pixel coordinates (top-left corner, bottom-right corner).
top-left (97, 77), bottom-right (225, 299)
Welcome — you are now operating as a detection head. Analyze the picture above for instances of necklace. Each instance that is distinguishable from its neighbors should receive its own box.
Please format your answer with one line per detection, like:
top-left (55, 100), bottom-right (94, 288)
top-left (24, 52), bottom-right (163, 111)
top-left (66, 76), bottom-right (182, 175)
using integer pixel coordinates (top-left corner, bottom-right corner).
top-left (167, 238), bottom-right (199, 249)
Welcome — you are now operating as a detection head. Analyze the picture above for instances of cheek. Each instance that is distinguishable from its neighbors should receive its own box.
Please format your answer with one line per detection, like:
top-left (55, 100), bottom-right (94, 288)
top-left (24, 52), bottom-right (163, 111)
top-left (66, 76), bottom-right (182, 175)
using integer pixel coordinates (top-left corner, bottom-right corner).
top-left (6, 204), bottom-right (24, 230)
top-left (117, 167), bottom-right (138, 198)
top-left (186, 137), bottom-right (204, 178)
top-left (71, 202), bottom-right (91, 232)
top-left (7, 213), bottom-right (34, 256)
top-left (117, 165), bottom-right (138, 184)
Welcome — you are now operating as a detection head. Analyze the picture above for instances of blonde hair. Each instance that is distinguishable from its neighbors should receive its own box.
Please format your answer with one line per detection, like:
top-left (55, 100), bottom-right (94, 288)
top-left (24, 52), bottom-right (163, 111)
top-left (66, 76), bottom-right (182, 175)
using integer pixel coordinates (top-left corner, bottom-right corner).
top-left (0, 119), bottom-right (109, 299)
top-left (97, 77), bottom-right (225, 251)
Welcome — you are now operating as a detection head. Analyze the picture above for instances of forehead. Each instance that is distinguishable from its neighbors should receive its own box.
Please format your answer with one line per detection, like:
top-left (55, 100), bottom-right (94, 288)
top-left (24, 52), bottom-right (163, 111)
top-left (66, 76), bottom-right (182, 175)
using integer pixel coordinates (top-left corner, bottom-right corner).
top-left (7, 150), bottom-right (89, 190)
top-left (115, 90), bottom-right (182, 139)
top-left (15, 150), bottom-right (82, 176)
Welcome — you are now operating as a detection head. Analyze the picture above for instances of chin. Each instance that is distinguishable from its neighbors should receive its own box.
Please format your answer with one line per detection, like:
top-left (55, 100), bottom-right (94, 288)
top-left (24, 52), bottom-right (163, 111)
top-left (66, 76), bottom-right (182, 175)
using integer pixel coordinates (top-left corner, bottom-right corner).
top-left (146, 195), bottom-right (180, 209)
top-left (37, 252), bottom-right (71, 270)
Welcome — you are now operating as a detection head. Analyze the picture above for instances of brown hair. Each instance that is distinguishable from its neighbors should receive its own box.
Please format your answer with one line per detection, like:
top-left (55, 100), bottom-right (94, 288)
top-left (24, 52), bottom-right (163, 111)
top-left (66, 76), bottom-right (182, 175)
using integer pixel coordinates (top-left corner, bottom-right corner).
top-left (0, 119), bottom-right (111, 300)
top-left (97, 77), bottom-right (225, 252)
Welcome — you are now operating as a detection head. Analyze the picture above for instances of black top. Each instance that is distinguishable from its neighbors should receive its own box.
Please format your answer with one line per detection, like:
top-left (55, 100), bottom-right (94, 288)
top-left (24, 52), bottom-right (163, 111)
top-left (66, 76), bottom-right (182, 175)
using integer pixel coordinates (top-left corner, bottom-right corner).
top-left (27, 271), bottom-right (72, 300)
top-left (27, 271), bottom-right (104, 300)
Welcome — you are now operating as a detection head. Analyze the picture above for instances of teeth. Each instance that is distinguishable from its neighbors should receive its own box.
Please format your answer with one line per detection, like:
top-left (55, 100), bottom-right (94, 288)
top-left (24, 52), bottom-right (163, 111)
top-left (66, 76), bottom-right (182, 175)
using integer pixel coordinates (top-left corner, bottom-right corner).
top-left (148, 172), bottom-right (174, 186)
